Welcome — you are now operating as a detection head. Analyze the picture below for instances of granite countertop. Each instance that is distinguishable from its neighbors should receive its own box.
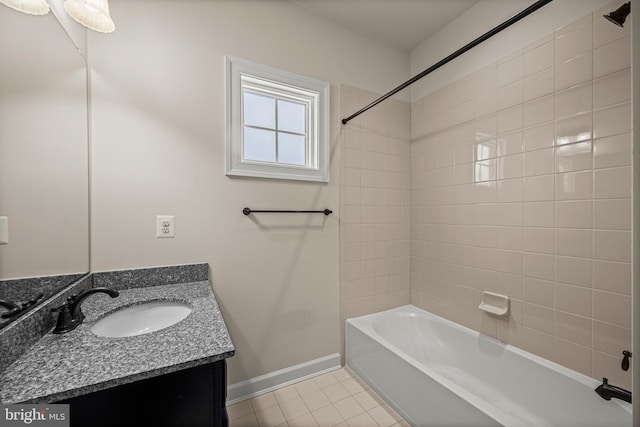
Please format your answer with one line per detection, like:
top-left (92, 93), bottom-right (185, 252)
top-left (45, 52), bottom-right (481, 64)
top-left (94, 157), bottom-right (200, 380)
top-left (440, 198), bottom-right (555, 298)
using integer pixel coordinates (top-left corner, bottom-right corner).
top-left (0, 280), bottom-right (235, 404)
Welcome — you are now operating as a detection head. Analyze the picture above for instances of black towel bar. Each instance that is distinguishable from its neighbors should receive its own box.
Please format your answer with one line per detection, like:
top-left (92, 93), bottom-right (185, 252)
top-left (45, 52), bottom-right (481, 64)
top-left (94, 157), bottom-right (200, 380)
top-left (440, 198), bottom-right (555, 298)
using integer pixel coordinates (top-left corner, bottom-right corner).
top-left (243, 207), bottom-right (332, 216)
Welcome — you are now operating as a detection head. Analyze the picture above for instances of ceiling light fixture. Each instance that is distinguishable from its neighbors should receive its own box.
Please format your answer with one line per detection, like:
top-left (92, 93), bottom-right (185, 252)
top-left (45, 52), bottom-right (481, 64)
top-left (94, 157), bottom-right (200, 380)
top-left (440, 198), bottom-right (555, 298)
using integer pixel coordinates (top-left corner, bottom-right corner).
top-left (64, 0), bottom-right (115, 33)
top-left (0, 0), bottom-right (50, 15)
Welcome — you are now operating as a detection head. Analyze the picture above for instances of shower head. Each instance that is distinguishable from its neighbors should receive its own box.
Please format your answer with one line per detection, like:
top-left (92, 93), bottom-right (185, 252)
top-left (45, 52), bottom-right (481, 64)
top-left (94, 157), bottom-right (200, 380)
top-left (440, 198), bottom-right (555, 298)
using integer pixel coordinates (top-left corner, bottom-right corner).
top-left (603, 2), bottom-right (631, 27)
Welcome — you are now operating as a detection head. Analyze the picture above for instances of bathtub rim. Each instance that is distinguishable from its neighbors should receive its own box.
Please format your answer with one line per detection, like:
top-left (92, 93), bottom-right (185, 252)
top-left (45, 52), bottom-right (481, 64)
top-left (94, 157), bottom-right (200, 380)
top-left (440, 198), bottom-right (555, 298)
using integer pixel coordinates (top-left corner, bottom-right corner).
top-left (346, 304), bottom-right (632, 426)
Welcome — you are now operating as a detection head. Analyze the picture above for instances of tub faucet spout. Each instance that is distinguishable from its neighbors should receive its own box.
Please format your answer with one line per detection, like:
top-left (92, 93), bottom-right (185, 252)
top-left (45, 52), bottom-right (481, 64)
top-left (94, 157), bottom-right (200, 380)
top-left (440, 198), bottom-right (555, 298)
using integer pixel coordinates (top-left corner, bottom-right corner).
top-left (595, 378), bottom-right (631, 404)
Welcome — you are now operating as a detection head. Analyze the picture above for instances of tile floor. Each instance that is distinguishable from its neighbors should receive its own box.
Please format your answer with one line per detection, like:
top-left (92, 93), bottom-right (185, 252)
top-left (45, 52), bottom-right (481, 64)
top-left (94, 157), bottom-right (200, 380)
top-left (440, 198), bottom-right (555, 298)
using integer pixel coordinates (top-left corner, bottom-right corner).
top-left (228, 367), bottom-right (409, 427)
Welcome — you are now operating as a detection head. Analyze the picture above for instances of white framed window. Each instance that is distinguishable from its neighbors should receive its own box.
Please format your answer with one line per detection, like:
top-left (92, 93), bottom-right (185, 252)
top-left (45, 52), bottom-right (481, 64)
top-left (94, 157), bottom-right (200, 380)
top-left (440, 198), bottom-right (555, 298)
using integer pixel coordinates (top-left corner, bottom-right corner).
top-left (225, 57), bottom-right (330, 182)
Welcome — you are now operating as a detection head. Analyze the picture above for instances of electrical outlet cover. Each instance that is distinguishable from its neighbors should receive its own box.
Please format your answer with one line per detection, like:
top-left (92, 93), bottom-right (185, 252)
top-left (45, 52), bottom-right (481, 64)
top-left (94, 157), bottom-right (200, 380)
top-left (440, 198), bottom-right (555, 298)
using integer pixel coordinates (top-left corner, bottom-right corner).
top-left (156, 215), bottom-right (175, 238)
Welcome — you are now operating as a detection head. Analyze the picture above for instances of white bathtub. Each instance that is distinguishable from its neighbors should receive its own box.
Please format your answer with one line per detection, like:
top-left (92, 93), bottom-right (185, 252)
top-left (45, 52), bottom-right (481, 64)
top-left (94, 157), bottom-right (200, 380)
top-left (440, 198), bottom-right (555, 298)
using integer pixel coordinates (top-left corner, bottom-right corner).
top-left (346, 305), bottom-right (632, 427)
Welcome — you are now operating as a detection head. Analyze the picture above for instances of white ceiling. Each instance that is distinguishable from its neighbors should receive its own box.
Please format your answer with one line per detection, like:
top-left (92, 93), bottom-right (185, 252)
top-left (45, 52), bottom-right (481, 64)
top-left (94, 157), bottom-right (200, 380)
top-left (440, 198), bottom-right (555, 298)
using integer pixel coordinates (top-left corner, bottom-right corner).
top-left (288, 0), bottom-right (479, 51)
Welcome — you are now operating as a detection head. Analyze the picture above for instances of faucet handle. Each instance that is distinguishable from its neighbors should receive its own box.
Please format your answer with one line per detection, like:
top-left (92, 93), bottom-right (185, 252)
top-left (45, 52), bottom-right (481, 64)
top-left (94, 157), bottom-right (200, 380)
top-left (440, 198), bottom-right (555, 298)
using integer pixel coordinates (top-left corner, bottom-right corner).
top-left (51, 299), bottom-right (71, 312)
top-left (622, 351), bottom-right (632, 371)
top-left (51, 299), bottom-right (77, 334)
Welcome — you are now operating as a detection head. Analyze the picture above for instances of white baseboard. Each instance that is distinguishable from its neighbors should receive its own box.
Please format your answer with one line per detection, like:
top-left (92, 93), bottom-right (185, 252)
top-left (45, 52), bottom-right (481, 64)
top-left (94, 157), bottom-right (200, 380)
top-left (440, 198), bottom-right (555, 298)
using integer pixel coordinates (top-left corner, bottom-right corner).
top-left (226, 353), bottom-right (341, 405)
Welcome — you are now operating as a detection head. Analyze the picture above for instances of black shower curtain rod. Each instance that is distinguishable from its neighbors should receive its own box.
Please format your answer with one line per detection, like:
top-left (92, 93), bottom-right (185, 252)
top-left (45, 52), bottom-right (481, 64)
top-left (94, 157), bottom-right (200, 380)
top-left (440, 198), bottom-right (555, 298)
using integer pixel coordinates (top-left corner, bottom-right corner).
top-left (341, 0), bottom-right (554, 125)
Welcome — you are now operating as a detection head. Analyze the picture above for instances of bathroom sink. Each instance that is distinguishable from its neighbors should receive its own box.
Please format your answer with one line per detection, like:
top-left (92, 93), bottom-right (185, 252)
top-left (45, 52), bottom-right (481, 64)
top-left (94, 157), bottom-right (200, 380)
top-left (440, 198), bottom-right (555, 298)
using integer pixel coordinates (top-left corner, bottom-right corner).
top-left (91, 301), bottom-right (192, 338)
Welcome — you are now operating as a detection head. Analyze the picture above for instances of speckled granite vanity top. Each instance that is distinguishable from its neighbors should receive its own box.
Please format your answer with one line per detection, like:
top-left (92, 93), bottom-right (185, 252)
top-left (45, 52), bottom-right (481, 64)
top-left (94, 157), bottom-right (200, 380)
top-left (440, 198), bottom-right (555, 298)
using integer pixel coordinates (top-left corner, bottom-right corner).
top-left (0, 265), bottom-right (235, 404)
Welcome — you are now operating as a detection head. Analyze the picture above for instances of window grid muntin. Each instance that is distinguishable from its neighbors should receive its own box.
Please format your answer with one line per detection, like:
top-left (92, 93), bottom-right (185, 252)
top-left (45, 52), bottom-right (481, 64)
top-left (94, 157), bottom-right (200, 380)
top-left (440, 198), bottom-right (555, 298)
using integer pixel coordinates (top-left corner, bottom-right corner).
top-left (240, 74), bottom-right (316, 169)
top-left (241, 91), bottom-right (308, 165)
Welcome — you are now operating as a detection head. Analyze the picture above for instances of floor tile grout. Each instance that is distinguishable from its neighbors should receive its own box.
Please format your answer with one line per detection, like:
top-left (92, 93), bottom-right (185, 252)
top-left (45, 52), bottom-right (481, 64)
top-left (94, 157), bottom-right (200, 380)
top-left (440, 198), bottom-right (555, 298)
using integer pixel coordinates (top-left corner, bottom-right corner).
top-left (228, 367), bottom-right (410, 427)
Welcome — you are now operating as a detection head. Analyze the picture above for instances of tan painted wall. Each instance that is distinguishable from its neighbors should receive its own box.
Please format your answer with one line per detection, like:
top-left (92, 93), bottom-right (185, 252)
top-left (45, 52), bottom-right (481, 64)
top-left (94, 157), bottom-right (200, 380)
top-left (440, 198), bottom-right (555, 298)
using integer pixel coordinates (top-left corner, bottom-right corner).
top-left (88, 0), bottom-right (409, 384)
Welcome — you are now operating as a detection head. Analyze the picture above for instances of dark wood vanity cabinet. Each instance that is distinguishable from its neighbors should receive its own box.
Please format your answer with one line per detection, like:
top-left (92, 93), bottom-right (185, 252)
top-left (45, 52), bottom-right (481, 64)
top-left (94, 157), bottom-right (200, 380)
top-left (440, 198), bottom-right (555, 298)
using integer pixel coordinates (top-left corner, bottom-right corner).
top-left (57, 360), bottom-right (228, 427)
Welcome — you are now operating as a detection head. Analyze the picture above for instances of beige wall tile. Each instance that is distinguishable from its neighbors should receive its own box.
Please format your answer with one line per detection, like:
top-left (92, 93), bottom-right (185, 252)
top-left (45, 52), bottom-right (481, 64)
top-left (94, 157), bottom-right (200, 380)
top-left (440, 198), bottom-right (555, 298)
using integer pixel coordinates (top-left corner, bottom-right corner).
top-left (593, 198), bottom-right (631, 230)
top-left (476, 91), bottom-right (498, 117)
top-left (593, 70), bottom-right (631, 109)
top-left (524, 148), bottom-right (555, 176)
top-left (496, 226), bottom-right (523, 250)
top-left (593, 260), bottom-right (631, 295)
top-left (593, 320), bottom-right (631, 356)
top-left (523, 95), bottom-right (553, 127)
top-left (496, 273), bottom-right (524, 301)
top-left (522, 327), bottom-right (554, 360)
top-left (495, 250), bottom-right (523, 275)
top-left (555, 19), bottom-right (592, 63)
top-left (523, 68), bottom-right (554, 102)
top-left (475, 64), bottom-right (498, 95)
top-left (524, 252), bottom-right (554, 281)
top-left (555, 170), bottom-right (592, 201)
top-left (555, 311), bottom-right (592, 346)
top-left (523, 123), bottom-right (554, 151)
top-left (523, 302), bottom-right (554, 334)
top-left (555, 83), bottom-right (592, 119)
top-left (498, 80), bottom-right (523, 110)
top-left (340, 88), bottom-right (410, 354)
top-left (496, 179), bottom-right (523, 203)
top-left (555, 228), bottom-right (592, 258)
top-left (475, 114), bottom-right (497, 141)
top-left (524, 39), bottom-right (554, 76)
top-left (523, 175), bottom-right (554, 202)
top-left (555, 52), bottom-right (592, 91)
top-left (593, 102), bottom-right (631, 139)
top-left (593, 290), bottom-right (631, 328)
top-left (455, 143), bottom-right (474, 165)
top-left (554, 338), bottom-right (591, 377)
top-left (555, 200), bottom-right (592, 229)
top-left (593, 36), bottom-right (630, 78)
top-left (498, 54), bottom-right (523, 87)
top-left (523, 277), bottom-right (554, 307)
top-left (594, 166), bottom-right (632, 199)
top-left (555, 13), bottom-right (591, 36)
top-left (523, 227), bottom-right (555, 254)
top-left (593, 230), bottom-right (631, 262)
top-left (456, 74), bottom-right (475, 105)
top-left (498, 106), bottom-right (523, 134)
top-left (496, 131), bottom-right (524, 156)
top-left (405, 7), bottom-right (631, 386)
top-left (555, 256), bottom-right (592, 287)
top-left (556, 283), bottom-right (592, 317)
top-left (555, 113), bottom-right (592, 146)
top-left (555, 141), bottom-right (592, 173)
top-left (593, 133), bottom-right (632, 169)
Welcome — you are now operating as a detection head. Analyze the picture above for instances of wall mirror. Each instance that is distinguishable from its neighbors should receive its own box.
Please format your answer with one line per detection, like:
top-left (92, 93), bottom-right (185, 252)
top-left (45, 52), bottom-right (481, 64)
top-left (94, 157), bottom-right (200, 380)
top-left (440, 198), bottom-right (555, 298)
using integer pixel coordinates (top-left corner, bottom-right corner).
top-left (0, 5), bottom-right (89, 327)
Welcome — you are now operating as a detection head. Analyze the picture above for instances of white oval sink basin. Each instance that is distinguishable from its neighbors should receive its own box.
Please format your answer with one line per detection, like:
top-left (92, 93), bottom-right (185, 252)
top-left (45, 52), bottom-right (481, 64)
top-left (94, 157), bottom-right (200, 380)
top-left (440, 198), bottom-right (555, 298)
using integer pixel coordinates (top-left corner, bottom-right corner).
top-left (91, 301), bottom-right (192, 338)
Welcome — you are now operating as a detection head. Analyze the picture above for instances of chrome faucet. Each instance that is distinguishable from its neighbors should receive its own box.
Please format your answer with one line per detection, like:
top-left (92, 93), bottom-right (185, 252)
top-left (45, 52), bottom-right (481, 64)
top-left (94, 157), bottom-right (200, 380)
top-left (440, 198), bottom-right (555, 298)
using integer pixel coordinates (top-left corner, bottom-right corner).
top-left (595, 378), bottom-right (632, 404)
top-left (52, 287), bottom-right (119, 334)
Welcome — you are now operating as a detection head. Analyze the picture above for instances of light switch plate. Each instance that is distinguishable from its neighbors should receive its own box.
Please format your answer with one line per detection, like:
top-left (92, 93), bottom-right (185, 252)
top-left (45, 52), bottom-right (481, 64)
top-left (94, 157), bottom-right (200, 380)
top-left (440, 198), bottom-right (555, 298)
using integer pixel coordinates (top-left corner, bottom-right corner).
top-left (0, 216), bottom-right (8, 244)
